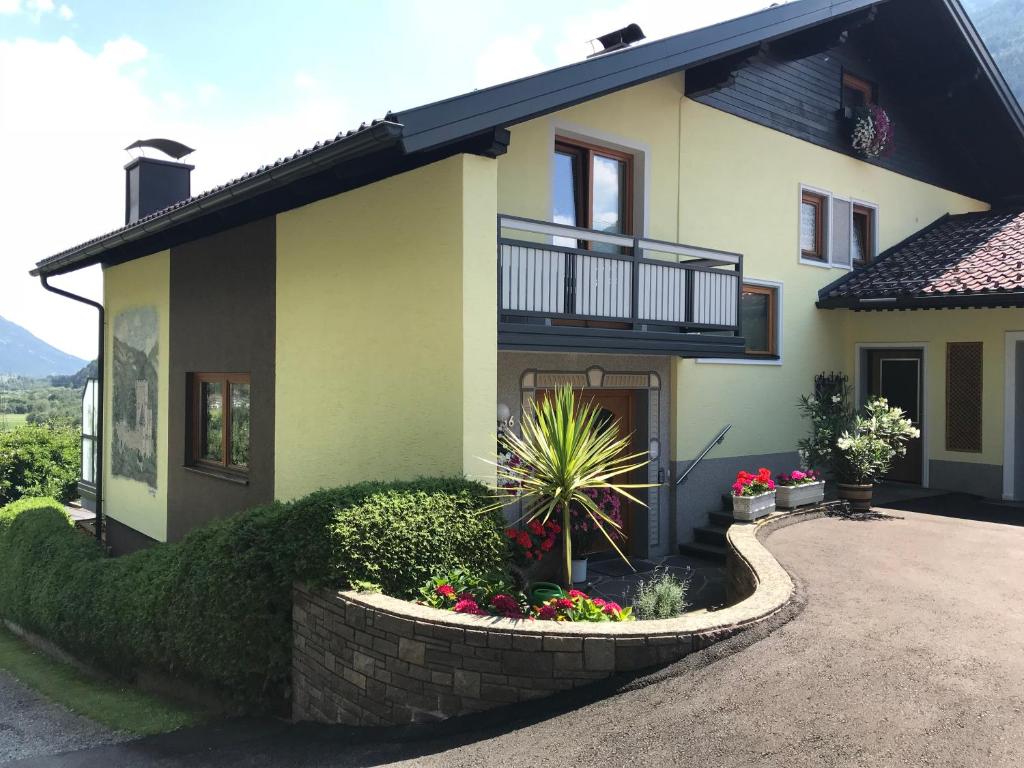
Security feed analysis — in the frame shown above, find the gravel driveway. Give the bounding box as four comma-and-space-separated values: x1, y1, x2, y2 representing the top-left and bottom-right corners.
0, 669, 123, 764
13, 502, 1024, 767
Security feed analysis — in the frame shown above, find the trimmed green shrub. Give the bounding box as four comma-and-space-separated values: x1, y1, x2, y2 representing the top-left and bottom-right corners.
0, 477, 500, 710
0, 424, 80, 505
631, 569, 689, 620
330, 490, 507, 598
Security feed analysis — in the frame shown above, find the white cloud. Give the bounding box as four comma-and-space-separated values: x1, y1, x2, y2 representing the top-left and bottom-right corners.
293, 71, 317, 91
474, 26, 546, 89
57, 3, 71, 20
26, 0, 53, 12
0, 35, 351, 360
0, 0, 21, 14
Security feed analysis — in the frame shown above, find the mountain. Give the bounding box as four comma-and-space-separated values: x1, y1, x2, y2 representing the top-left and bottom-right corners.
963, 0, 1024, 107
0, 316, 87, 377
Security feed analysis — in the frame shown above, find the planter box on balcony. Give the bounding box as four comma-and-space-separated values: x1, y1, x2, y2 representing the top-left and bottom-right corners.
731, 490, 776, 522
776, 481, 825, 510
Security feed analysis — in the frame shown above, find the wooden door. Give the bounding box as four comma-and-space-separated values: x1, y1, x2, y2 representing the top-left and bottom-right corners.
868, 350, 923, 484
536, 388, 636, 551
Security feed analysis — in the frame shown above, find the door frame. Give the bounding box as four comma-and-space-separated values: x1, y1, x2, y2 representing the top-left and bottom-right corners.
855, 342, 930, 487
1001, 331, 1024, 500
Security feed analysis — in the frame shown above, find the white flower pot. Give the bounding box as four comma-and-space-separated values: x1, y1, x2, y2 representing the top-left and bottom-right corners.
571, 558, 588, 584
731, 490, 776, 521
776, 481, 825, 510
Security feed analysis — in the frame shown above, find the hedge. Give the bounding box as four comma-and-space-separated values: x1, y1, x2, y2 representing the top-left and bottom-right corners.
0, 478, 504, 710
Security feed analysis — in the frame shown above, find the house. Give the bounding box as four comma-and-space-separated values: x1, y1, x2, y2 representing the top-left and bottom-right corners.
31, 0, 1024, 557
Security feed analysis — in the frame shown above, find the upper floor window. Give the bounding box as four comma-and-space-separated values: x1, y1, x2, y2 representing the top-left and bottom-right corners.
842, 72, 875, 108
852, 203, 876, 266
189, 372, 250, 474
554, 137, 633, 251
800, 189, 827, 261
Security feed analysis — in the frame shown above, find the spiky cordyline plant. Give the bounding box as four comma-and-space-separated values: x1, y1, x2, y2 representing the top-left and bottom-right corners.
491, 385, 653, 585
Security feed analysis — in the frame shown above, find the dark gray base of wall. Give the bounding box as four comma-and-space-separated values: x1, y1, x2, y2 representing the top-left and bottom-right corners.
673, 452, 800, 542
105, 516, 157, 556
928, 460, 1003, 499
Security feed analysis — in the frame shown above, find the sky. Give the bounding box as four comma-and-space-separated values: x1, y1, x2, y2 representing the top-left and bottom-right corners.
0, 0, 772, 360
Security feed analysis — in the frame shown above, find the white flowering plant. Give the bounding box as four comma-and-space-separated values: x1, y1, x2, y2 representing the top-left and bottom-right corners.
835, 398, 920, 485
850, 105, 894, 159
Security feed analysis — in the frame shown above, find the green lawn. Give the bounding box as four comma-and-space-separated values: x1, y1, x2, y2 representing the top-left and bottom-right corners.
0, 413, 28, 431
0, 627, 203, 735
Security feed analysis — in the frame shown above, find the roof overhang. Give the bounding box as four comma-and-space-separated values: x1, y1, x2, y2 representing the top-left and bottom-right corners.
817, 292, 1024, 310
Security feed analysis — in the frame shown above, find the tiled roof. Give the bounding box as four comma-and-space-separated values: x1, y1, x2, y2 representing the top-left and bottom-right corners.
31, 117, 399, 274
818, 208, 1024, 308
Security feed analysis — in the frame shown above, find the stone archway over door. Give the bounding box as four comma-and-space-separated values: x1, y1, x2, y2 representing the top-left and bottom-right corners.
521, 366, 662, 557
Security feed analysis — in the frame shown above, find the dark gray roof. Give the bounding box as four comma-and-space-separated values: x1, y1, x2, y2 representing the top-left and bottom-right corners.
32, 0, 1024, 277
818, 208, 1024, 309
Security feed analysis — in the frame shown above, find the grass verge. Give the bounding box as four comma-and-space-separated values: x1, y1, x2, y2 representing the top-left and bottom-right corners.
0, 627, 202, 735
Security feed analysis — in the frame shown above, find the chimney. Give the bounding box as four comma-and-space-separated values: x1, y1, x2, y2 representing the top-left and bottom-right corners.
123, 138, 195, 224
586, 23, 645, 58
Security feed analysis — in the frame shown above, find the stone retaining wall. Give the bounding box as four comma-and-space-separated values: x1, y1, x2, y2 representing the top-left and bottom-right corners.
292, 505, 829, 726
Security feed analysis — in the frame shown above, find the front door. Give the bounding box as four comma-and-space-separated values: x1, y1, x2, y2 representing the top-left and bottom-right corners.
867, 349, 923, 484
536, 388, 636, 551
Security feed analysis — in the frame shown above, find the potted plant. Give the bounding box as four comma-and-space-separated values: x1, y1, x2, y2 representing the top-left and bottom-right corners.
849, 104, 894, 159
492, 385, 653, 586
833, 397, 919, 511
775, 469, 825, 509
568, 488, 624, 583
730, 468, 776, 521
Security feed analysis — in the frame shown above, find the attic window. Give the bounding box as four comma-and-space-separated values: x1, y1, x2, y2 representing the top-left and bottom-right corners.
842, 72, 875, 108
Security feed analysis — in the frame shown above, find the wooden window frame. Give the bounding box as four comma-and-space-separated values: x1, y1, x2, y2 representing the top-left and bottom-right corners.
801, 190, 827, 261
554, 136, 635, 238
852, 203, 875, 266
741, 283, 777, 357
842, 71, 876, 107
188, 372, 251, 474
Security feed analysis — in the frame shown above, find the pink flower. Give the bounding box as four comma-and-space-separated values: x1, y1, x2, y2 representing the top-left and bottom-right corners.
602, 602, 622, 615
435, 584, 455, 598
567, 589, 587, 598
556, 598, 574, 610
490, 594, 519, 614
791, 470, 806, 481
592, 598, 607, 608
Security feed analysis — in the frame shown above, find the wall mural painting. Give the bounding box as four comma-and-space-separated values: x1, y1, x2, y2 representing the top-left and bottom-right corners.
112, 307, 159, 487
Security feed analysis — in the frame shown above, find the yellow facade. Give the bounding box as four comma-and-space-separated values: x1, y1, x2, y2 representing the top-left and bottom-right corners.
839, 309, 1023, 470
495, 75, 989, 462
102, 250, 170, 542
274, 154, 497, 501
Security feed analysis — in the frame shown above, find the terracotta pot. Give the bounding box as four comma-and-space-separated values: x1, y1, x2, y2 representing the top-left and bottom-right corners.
837, 482, 873, 512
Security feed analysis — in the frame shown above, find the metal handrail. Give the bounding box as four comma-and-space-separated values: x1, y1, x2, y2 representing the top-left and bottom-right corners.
676, 424, 732, 486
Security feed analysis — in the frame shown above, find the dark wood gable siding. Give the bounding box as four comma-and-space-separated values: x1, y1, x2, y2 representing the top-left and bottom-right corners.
686, 9, 985, 199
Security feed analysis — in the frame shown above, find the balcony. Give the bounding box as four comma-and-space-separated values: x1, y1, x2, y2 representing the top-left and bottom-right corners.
497, 216, 746, 357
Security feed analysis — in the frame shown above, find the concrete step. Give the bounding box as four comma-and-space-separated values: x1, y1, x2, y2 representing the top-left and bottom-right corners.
678, 541, 728, 563
694, 525, 729, 546
708, 510, 735, 528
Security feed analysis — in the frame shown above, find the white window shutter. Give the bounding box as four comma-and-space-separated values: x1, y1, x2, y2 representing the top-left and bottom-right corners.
831, 197, 852, 267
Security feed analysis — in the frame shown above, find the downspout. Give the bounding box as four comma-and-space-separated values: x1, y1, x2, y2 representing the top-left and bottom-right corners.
38, 275, 103, 543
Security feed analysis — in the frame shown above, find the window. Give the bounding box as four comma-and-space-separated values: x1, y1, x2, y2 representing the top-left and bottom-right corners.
851, 203, 875, 266
842, 72, 875, 108
740, 284, 777, 356
554, 137, 633, 251
946, 343, 983, 452
189, 373, 250, 473
800, 190, 827, 261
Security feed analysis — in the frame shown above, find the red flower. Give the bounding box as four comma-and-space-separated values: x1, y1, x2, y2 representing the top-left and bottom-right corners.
556, 598, 573, 609
592, 598, 607, 608
602, 601, 622, 615
547, 522, 561, 534
528, 519, 544, 536
540, 538, 554, 551
568, 589, 587, 598
504, 528, 517, 539
536, 604, 556, 620
454, 598, 484, 615
435, 584, 455, 598
490, 594, 519, 614
516, 532, 531, 548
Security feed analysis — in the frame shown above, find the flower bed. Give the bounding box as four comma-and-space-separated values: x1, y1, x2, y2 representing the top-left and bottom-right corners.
292, 503, 831, 727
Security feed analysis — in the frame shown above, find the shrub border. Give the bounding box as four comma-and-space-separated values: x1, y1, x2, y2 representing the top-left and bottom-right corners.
292, 503, 833, 725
